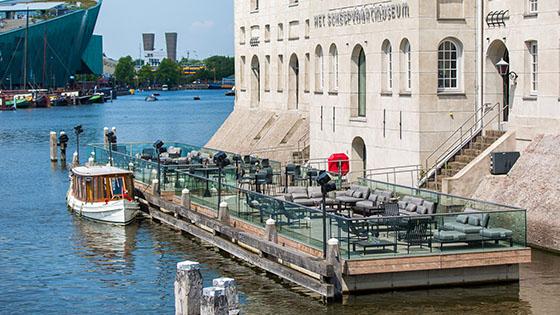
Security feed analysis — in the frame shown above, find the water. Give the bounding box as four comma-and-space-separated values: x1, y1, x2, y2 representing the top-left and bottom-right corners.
1, 89, 559, 314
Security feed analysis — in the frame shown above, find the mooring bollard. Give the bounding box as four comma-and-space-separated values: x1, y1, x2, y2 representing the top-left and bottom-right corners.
103, 127, 109, 149
182, 189, 191, 209
151, 169, 158, 182
49, 131, 58, 162
212, 278, 239, 313
152, 179, 159, 195
217, 202, 230, 225
58, 131, 69, 161
128, 162, 134, 171
326, 238, 343, 300
72, 152, 79, 167
200, 287, 228, 315
175, 261, 203, 315
264, 218, 278, 244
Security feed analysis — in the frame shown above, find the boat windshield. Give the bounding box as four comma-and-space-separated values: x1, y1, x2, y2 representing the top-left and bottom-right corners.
110, 177, 125, 198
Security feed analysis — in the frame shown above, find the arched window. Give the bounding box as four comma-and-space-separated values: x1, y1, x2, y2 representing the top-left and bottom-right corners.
400, 39, 411, 92
438, 40, 460, 90
329, 44, 339, 91
358, 48, 366, 116
315, 45, 324, 91
383, 41, 393, 91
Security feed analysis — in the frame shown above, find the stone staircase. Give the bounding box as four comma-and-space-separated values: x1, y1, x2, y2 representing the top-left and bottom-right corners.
425, 130, 505, 191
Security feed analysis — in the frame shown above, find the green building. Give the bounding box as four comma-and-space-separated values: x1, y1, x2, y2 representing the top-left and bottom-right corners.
0, 1, 103, 89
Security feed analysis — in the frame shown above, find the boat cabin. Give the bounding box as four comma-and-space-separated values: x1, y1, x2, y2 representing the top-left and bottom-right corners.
71, 166, 135, 203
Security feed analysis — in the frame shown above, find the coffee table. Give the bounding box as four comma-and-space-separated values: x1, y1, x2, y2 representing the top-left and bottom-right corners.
353, 238, 397, 254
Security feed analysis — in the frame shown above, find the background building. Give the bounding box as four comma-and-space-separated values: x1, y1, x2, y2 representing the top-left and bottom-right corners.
141, 32, 178, 68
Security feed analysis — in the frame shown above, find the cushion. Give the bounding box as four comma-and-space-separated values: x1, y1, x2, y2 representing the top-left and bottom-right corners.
357, 186, 370, 199
402, 196, 413, 203
307, 186, 322, 198
416, 205, 428, 215
468, 215, 480, 226
454, 224, 483, 234
422, 201, 435, 214
397, 201, 408, 209
352, 190, 363, 198
434, 231, 467, 241
481, 213, 490, 228
456, 215, 469, 224
408, 197, 424, 206
292, 192, 309, 200
480, 228, 513, 238
368, 194, 378, 202
345, 189, 354, 196
288, 186, 308, 194
294, 199, 315, 206
405, 203, 417, 212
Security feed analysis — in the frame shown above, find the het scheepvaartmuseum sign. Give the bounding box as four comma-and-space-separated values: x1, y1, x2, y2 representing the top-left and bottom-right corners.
314, 1, 410, 28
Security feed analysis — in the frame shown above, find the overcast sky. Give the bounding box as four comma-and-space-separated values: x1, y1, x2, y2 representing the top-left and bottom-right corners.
94, 0, 234, 60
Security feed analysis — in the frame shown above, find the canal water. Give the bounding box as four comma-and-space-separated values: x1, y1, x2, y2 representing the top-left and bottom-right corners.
0, 89, 558, 314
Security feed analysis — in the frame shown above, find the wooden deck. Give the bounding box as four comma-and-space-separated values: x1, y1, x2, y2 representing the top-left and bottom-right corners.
135, 182, 531, 298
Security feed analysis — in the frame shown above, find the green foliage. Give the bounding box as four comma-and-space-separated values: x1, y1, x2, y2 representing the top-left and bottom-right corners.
189, 55, 234, 82
179, 58, 203, 66
75, 74, 100, 82
137, 64, 154, 86
156, 58, 182, 86
114, 56, 136, 86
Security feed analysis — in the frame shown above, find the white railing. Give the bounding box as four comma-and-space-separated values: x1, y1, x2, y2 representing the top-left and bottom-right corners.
419, 102, 507, 189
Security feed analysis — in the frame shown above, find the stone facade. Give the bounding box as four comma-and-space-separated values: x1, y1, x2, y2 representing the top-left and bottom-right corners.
232, 0, 560, 178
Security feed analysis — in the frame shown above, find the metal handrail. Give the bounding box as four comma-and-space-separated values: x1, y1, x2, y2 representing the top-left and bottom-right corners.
419, 102, 507, 188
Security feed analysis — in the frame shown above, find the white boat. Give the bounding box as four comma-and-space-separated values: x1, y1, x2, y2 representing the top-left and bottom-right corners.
67, 166, 140, 225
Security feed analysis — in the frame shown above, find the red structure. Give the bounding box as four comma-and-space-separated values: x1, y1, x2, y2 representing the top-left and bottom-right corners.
328, 153, 349, 176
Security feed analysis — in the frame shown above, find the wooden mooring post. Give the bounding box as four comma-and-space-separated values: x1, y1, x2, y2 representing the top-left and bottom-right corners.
201, 287, 228, 315
49, 131, 57, 162
175, 261, 203, 315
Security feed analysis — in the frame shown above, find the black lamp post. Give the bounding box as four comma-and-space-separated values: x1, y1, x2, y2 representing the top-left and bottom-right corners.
153, 140, 164, 195
496, 58, 518, 122
106, 131, 117, 166
74, 124, 83, 164
316, 172, 337, 258
213, 151, 231, 207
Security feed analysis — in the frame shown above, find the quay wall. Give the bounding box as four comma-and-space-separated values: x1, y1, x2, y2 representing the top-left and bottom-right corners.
471, 134, 560, 253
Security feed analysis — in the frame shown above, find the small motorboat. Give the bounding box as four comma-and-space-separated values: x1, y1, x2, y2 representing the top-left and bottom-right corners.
88, 93, 104, 104
193, 96, 200, 100
145, 95, 158, 102
152, 92, 160, 96
225, 87, 235, 96
67, 165, 140, 225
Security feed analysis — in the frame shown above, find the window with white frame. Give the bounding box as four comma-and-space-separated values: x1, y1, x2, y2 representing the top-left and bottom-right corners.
240, 27, 246, 45
329, 44, 339, 91
404, 41, 411, 91
529, 0, 538, 13
315, 45, 324, 91
530, 41, 538, 94
264, 24, 270, 42
277, 54, 284, 91
438, 40, 460, 90
277, 23, 284, 41
304, 53, 310, 92
240, 56, 246, 89
251, 0, 259, 11
265, 55, 270, 91
385, 42, 393, 91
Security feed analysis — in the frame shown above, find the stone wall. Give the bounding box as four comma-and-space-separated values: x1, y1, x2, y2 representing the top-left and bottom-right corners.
471, 134, 560, 252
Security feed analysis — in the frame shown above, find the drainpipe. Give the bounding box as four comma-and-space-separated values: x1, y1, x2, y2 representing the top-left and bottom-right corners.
477, 0, 484, 130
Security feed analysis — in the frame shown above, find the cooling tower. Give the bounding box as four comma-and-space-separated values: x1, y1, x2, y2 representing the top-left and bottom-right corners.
165, 32, 177, 61
142, 33, 155, 51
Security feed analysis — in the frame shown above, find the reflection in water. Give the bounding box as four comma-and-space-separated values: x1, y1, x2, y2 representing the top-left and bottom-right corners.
72, 218, 138, 286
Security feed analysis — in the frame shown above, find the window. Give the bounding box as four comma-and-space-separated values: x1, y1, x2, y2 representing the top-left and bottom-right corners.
265, 55, 270, 91
329, 44, 339, 91
529, 0, 538, 13
383, 41, 393, 91
277, 23, 284, 41
400, 40, 412, 92
264, 24, 270, 42
240, 56, 246, 89
358, 49, 366, 116
530, 42, 538, 94
315, 45, 324, 91
277, 54, 284, 91
240, 27, 246, 45
438, 40, 460, 90
305, 19, 310, 38
304, 53, 310, 92
251, 0, 259, 11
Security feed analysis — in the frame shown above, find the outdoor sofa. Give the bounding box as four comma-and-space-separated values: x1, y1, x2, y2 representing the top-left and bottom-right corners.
284, 186, 336, 207
397, 196, 437, 216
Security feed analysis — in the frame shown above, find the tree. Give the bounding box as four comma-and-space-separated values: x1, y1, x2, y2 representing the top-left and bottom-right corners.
114, 56, 135, 86
156, 58, 182, 86
137, 64, 154, 87
203, 56, 234, 80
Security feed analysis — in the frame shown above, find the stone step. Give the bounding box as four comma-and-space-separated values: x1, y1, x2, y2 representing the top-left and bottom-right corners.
455, 155, 474, 163
463, 148, 482, 156
485, 130, 506, 138
481, 136, 500, 144
440, 168, 458, 177
425, 181, 440, 191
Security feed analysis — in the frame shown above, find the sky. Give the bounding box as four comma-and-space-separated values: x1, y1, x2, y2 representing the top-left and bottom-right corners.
93, 0, 234, 61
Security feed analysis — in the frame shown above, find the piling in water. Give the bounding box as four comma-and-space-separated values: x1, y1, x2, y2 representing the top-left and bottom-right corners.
201, 287, 228, 315
49, 132, 57, 162
175, 261, 203, 315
